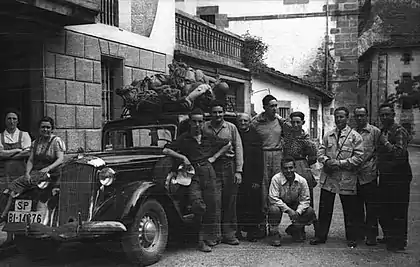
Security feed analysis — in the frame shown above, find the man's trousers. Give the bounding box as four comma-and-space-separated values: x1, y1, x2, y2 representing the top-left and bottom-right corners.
315, 189, 360, 242
189, 161, 220, 242
268, 205, 317, 234
379, 180, 410, 248
356, 179, 380, 240
213, 159, 238, 240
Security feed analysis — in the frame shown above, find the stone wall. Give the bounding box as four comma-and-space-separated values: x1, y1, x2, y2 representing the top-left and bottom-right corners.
42, 29, 170, 153
319, 0, 359, 130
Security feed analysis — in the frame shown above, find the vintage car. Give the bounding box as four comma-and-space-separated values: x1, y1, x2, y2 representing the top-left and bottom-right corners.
3, 112, 238, 266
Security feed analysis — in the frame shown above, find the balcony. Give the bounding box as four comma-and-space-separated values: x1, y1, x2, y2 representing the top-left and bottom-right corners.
175, 9, 246, 69
0, 0, 100, 30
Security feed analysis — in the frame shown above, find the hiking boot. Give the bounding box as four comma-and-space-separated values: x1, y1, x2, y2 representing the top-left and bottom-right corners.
294, 227, 306, 242
365, 236, 377, 246
222, 237, 240, 245
377, 237, 387, 244
205, 240, 219, 247
246, 231, 258, 242
310, 237, 326, 245
198, 241, 212, 252
270, 234, 282, 247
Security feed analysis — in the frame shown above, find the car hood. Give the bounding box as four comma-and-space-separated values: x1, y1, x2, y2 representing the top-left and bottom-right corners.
99, 154, 166, 165
66, 152, 166, 168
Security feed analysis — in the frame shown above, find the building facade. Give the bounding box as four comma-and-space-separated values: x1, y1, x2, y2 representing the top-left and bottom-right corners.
251, 67, 334, 143
176, 0, 360, 133
358, 0, 420, 144
0, 0, 175, 153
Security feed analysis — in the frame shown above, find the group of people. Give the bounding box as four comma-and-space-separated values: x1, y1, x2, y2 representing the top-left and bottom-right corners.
0, 95, 412, 254
164, 94, 413, 253
0, 109, 66, 247
310, 103, 412, 252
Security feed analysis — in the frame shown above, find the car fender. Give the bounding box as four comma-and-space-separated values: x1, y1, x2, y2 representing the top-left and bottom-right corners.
119, 180, 181, 226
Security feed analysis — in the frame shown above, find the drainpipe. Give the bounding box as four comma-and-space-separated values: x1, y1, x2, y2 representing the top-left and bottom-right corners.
322, 0, 329, 138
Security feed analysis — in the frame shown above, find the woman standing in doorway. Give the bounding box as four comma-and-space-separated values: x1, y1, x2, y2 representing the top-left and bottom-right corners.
0, 108, 31, 247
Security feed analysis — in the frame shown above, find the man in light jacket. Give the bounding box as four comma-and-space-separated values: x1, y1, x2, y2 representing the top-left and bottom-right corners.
310, 107, 364, 248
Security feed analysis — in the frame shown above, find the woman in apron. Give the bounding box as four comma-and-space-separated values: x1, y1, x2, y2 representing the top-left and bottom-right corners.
0, 116, 65, 221
0, 109, 31, 247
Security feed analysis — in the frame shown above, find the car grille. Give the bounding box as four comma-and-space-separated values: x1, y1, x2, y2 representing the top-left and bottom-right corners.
59, 162, 96, 225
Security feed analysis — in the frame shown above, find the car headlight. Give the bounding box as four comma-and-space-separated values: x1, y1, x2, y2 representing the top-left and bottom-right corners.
98, 167, 116, 186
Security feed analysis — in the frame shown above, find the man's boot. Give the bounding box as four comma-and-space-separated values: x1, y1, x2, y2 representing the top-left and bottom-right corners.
270, 233, 282, 247
366, 234, 377, 246
197, 233, 211, 252
198, 241, 212, 252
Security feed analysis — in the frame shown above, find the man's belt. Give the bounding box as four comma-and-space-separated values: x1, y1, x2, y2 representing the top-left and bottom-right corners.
218, 156, 234, 161
192, 161, 211, 167
262, 148, 283, 151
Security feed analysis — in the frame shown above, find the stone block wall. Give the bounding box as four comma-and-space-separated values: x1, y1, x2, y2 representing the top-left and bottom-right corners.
42, 29, 169, 153
326, 0, 359, 113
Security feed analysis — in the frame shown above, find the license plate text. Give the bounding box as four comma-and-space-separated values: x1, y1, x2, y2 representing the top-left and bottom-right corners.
14, 200, 32, 212
8, 211, 43, 224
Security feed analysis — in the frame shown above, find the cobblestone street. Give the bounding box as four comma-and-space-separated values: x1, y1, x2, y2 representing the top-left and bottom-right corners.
0, 147, 419, 267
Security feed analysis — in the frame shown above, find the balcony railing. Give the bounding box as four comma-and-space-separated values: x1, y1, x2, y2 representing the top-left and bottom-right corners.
99, 0, 119, 26
176, 10, 243, 62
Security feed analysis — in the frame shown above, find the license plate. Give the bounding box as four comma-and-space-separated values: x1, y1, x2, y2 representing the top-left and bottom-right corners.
8, 199, 44, 223
14, 200, 32, 212
8, 211, 44, 223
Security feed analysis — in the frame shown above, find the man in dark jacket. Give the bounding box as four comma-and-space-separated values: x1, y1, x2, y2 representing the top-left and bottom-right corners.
236, 113, 264, 241
163, 108, 231, 252
377, 103, 412, 251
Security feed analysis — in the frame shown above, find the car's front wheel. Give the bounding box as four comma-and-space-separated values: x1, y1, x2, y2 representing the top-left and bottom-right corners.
122, 199, 168, 266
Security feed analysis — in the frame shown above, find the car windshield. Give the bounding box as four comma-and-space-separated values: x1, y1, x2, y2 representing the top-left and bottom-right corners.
104, 124, 176, 150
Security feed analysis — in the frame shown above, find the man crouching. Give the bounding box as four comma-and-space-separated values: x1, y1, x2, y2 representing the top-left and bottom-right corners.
268, 156, 317, 246
163, 108, 231, 252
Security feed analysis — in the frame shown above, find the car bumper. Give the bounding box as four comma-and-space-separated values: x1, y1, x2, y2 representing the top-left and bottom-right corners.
3, 221, 127, 241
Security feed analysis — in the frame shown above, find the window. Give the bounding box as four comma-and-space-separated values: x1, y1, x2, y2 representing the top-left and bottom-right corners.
99, 0, 119, 26
278, 108, 290, 119
310, 109, 318, 139
105, 125, 177, 150
401, 50, 413, 65
200, 15, 216, 24
101, 60, 113, 123
101, 57, 123, 123
225, 95, 237, 112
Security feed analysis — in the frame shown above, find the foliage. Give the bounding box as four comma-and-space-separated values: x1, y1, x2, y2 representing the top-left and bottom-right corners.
303, 37, 335, 89
241, 31, 269, 72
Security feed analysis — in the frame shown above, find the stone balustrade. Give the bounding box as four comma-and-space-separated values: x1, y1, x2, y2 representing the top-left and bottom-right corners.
176, 10, 244, 62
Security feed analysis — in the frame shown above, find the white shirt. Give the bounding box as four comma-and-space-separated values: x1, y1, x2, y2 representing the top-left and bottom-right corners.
269, 172, 310, 215
0, 129, 32, 151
